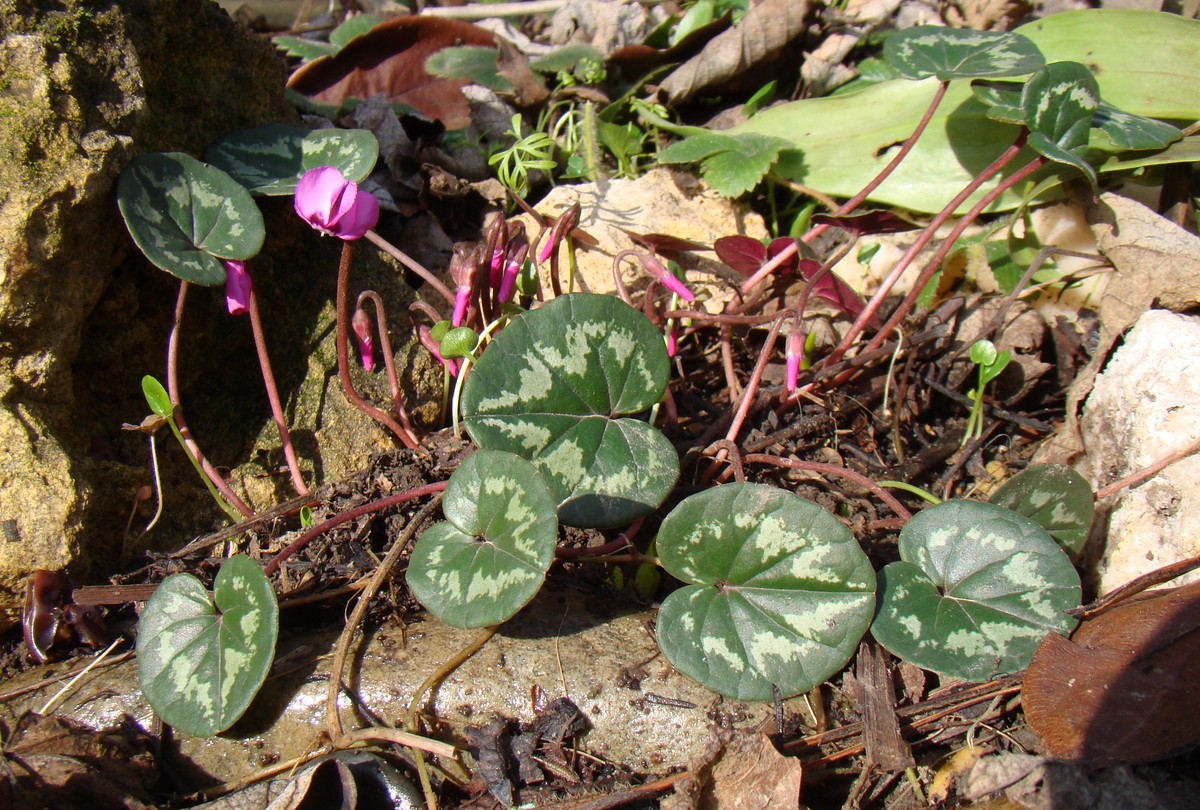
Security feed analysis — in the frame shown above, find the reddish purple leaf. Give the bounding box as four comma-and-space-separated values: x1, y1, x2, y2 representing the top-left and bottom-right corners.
621, 230, 709, 255
796, 258, 879, 328
812, 210, 922, 236
714, 235, 767, 276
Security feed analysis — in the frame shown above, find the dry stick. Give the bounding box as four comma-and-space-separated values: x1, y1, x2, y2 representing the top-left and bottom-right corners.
335, 242, 421, 450
363, 229, 456, 306
742, 454, 912, 520
825, 132, 1031, 367
327, 496, 443, 740
247, 280, 308, 495
356, 290, 420, 443
264, 480, 446, 576
334, 726, 457, 760
166, 281, 254, 517
739, 81, 952, 295
1094, 433, 1200, 501
1070, 552, 1200, 621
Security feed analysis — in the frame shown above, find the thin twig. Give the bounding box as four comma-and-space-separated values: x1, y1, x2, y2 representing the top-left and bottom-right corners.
364, 229, 456, 305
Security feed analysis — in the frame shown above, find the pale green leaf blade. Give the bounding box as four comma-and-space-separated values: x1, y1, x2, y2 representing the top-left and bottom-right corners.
136, 554, 278, 736
884, 26, 1044, 81
988, 464, 1094, 556
405, 451, 557, 628
872, 500, 1080, 681
656, 483, 876, 700
425, 46, 513, 92
1092, 101, 1182, 151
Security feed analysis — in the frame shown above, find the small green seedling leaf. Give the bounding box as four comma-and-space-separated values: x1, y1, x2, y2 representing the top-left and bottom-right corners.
462, 294, 679, 528
1023, 61, 1100, 187
137, 554, 278, 736
656, 483, 876, 701
989, 464, 1094, 556
406, 451, 557, 628
872, 500, 1080, 682
425, 46, 513, 92
970, 339, 1011, 386
206, 126, 379, 195
884, 26, 1044, 81
117, 152, 265, 285
440, 326, 479, 360
658, 132, 791, 197
142, 375, 174, 418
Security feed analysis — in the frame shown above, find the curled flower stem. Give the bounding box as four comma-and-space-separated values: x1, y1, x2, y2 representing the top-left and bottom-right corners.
363, 229, 456, 305
335, 243, 421, 450
356, 290, 418, 441
247, 280, 308, 495
166, 282, 254, 518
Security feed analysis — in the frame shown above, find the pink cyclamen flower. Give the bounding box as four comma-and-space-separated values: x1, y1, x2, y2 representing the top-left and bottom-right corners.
294, 167, 379, 240
351, 306, 375, 372
643, 254, 695, 302
224, 260, 251, 316
785, 329, 803, 393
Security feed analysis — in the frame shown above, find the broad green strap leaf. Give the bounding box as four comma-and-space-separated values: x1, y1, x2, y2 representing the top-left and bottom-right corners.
406, 451, 557, 628
884, 26, 1044, 81
117, 152, 265, 285
656, 483, 876, 701
137, 554, 278, 736
462, 294, 679, 528
872, 500, 1080, 682
733, 10, 1200, 212
988, 464, 1094, 556
206, 126, 379, 195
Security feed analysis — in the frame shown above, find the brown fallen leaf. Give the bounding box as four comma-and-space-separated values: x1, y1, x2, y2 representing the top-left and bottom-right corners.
286, 17, 496, 130
1023, 580, 1200, 766
657, 0, 813, 104
665, 731, 802, 809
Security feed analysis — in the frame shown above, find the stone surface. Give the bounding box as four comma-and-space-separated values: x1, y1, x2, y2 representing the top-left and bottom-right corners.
514, 167, 768, 313
0, 588, 808, 786
1079, 310, 1200, 595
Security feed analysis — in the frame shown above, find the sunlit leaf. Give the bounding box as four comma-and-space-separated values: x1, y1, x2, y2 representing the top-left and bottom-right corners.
656, 483, 876, 701
206, 126, 379, 195
884, 26, 1044, 81
461, 294, 678, 528
872, 500, 1080, 681
406, 451, 557, 628
137, 555, 278, 736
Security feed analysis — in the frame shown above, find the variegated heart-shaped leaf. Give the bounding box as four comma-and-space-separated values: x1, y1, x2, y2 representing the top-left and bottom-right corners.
137, 554, 278, 736
461, 294, 678, 528
989, 464, 1094, 556
872, 500, 1080, 682
117, 152, 265, 285
655, 483, 876, 701
884, 26, 1044, 81
1092, 101, 1182, 151
406, 451, 557, 628
206, 125, 378, 195
1022, 61, 1100, 187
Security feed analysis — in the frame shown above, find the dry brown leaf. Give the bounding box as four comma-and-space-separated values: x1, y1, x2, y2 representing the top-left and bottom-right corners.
706, 732, 803, 809
1023, 580, 1200, 766
658, 0, 814, 104
286, 17, 496, 130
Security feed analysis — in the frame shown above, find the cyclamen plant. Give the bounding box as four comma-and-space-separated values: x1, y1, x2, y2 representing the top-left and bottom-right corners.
99, 22, 1175, 741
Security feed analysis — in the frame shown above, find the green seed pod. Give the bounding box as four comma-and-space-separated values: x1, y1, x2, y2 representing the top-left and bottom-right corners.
440, 326, 479, 359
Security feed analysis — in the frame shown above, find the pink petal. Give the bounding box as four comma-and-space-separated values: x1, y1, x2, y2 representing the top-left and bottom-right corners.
294, 167, 349, 232
352, 307, 375, 372
337, 186, 378, 240
785, 330, 803, 392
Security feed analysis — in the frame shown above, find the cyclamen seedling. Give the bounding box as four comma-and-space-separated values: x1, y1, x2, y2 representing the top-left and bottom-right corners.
964, 339, 1011, 444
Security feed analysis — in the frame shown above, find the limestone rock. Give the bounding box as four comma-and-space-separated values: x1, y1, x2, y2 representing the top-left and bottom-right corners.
1079, 310, 1200, 595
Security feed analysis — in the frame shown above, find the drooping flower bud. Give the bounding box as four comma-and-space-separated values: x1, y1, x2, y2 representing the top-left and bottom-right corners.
642, 253, 695, 302
352, 306, 375, 372
224, 259, 251, 316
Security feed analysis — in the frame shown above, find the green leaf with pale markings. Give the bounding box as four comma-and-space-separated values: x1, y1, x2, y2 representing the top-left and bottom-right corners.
137, 554, 278, 736
425, 46, 513, 93
461, 294, 679, 528
406, 451, 557, 628
655, 483, 876, 701
971, 79, 1026, 125
884, 26, 1044, 81
117, 152, 265, 285
1023, 61, 1099, 188
872, 500, 1080, 682
989, 464, 1094, 556
1091, 101, 1182, 151
206, 126, 379, 196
